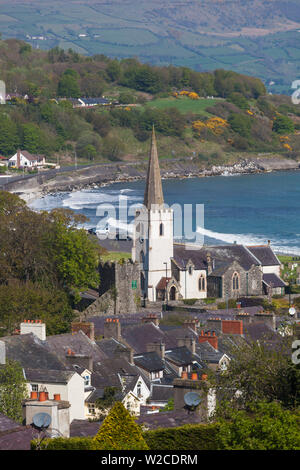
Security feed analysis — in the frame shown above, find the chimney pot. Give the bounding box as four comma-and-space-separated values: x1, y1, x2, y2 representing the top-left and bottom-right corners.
191, 373, 198, 380
181, 371, 188, 379
201, 374, 208, 381
38, 391, 46, 402
54, 394, 61, 401
30, 391, 38, 399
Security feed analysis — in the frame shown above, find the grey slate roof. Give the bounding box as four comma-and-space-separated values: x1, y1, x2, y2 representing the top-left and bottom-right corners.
121, 323, 165, 354
24, 368, 76, 384
134, 351, 165, 372
165, 346, 195, 366
173, 244, 260, 273
263, 273, 286, 288
150, 384, 174, 403
45, 330, 108, 366
70, 419, 101, 437
0, 333, 65, 370
196, 341, 224, 364
247, 245, 280, 266
96, 338, 128, 358
137, 409, 202, 430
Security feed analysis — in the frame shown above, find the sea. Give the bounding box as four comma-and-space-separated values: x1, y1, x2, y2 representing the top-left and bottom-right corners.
29, 170, 300, 255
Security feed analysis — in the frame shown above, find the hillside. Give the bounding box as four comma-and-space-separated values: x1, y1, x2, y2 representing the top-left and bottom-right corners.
0, 1, 300, 93
0, 38, 299, 169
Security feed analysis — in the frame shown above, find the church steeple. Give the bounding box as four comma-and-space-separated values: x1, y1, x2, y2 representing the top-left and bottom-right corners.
143, 125, 164, 210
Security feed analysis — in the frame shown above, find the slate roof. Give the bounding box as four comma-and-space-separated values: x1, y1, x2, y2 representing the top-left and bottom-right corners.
0, 333, 65, 371
247, 245, 280, 266
137, 409, 202, 430
24, 368, 76, 384
263, 273, 286, 288
121, 323, 165, 354
165, 346, 195, 366
150, 384, 174, 403
80, 97, 110, 105
196, 341, 224, 364
70, 419, 101, 438
96, 338, 128, 358
134, 351, 165, 372
173, 244, 260, 273
45, 330, 108, 367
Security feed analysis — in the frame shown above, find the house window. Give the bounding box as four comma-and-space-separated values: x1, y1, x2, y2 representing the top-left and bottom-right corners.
188, 266, 193, 275
232, 272, 240, 290
83, 375, 90, 386
88, 404, 95, 415
198, 274, 206, 291
31, 384, 38, 392
137, 382, 142, 397
159, 223, 164, 236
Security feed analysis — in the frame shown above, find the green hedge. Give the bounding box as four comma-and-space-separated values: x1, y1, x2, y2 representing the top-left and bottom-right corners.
30, 423, 221, 450
143, 423, 221, 450
31, 437, 96, 450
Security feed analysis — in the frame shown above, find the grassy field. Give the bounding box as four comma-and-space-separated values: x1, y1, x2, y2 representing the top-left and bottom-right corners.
144, 97, 218, 115
100, 251, 131, 262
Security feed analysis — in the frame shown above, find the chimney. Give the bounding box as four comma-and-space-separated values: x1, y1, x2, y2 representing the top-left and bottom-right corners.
146, 342, 165, 360
198, 330, 218, 351
23, 395, 71, 438
177, 337, 196, 354
104, 318, 121, 341
221, 320, 243, 335
16, 149, 21, 169
235, 312, 252, 325
71, 322, 95, 341
253, 311, 276, 331
65, 352, 93, 372
114, 345, 135, 366
0, 341, 5, 365
183, 318, 199, 332
20, 320, 46, 341
142, 314, 160, 327
206, 318, 222, 333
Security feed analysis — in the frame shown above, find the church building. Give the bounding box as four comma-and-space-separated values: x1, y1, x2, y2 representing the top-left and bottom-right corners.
131, 128, 286, 302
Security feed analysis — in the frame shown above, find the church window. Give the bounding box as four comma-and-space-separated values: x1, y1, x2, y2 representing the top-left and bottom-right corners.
199, 274, 206, 291
159, 223, 164, 236
232, 272, 240, 290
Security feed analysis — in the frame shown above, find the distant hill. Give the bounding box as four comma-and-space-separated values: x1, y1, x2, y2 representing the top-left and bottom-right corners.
0, 1, 299, 94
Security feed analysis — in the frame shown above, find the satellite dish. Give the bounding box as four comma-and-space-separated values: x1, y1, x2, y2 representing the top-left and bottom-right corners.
184, 392, 202, 410
32, 412, 51, 430
289, 307, 296, 316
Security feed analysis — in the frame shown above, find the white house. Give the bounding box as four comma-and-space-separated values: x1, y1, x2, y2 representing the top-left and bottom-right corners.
9, 150, 46, 169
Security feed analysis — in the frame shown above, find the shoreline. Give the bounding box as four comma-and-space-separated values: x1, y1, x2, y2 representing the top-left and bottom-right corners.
13, 156, 300, 205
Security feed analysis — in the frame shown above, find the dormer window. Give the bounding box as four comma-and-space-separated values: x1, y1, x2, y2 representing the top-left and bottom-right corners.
188, 266, 193, 275
83, 375, 90, 386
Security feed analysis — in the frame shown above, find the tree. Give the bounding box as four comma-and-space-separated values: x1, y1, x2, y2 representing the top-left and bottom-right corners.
214, 336, 295, 409
57, 69, 81, 98
93, 402, 149, 450
0, 360, 28, 423
95, 386, 120, 416
215, 401, 300, 450
273, 114, 295, 135
0, 115, 20, 156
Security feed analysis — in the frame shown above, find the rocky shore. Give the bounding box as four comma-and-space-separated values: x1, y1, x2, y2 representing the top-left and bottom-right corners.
2, 155, 299, 203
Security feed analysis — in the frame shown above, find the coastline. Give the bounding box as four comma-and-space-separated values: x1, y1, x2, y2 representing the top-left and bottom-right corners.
2, 155, 300, 205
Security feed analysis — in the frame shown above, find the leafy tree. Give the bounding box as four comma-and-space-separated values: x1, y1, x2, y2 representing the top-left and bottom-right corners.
93, 402, 149, 450
95, 386, 120, 415
0, 360, 28, 423
21, 123, 46, 154
214, 336, 295, 409
102, 135, 124, 161
228, 112, 252, 138
57, 69, 81, 98
215, 401, 300, 450
0, 115, 20, 155
273, 114, 295, 134
106, 60, 122, 82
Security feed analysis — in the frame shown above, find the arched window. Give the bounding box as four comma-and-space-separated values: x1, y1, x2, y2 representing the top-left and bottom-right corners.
159, 223, 164, 236
232, 272, 240, 290
198, 274, 206, 291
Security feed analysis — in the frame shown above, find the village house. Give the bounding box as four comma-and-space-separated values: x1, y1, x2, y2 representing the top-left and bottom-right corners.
8, 149, 46, 169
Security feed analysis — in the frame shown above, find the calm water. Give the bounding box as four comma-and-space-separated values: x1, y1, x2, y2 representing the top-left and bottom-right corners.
29, 170, 300, 255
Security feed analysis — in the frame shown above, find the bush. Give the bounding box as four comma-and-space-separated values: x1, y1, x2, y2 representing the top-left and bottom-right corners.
143, 423, 221, 450
203, 297, 216, 304
31, 437, 96, 450
93, 402, 149, 450
217, 299, 237, 309
183, 298, 197, 305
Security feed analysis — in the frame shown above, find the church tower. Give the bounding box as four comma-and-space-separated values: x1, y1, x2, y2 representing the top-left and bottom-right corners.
132, 126, 174, 301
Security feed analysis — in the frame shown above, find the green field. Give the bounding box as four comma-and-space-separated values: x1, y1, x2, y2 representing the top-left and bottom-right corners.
144, 97, 218, 115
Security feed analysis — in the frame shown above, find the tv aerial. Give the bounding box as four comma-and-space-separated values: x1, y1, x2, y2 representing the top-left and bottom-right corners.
184, 392, 202, 412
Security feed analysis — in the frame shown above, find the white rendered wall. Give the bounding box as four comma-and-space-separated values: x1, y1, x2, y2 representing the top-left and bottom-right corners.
178, 268, 207, 299
262, 265, 281, 276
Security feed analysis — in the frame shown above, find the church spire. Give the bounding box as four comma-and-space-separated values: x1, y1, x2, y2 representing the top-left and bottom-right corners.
143, 125, 164, 210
